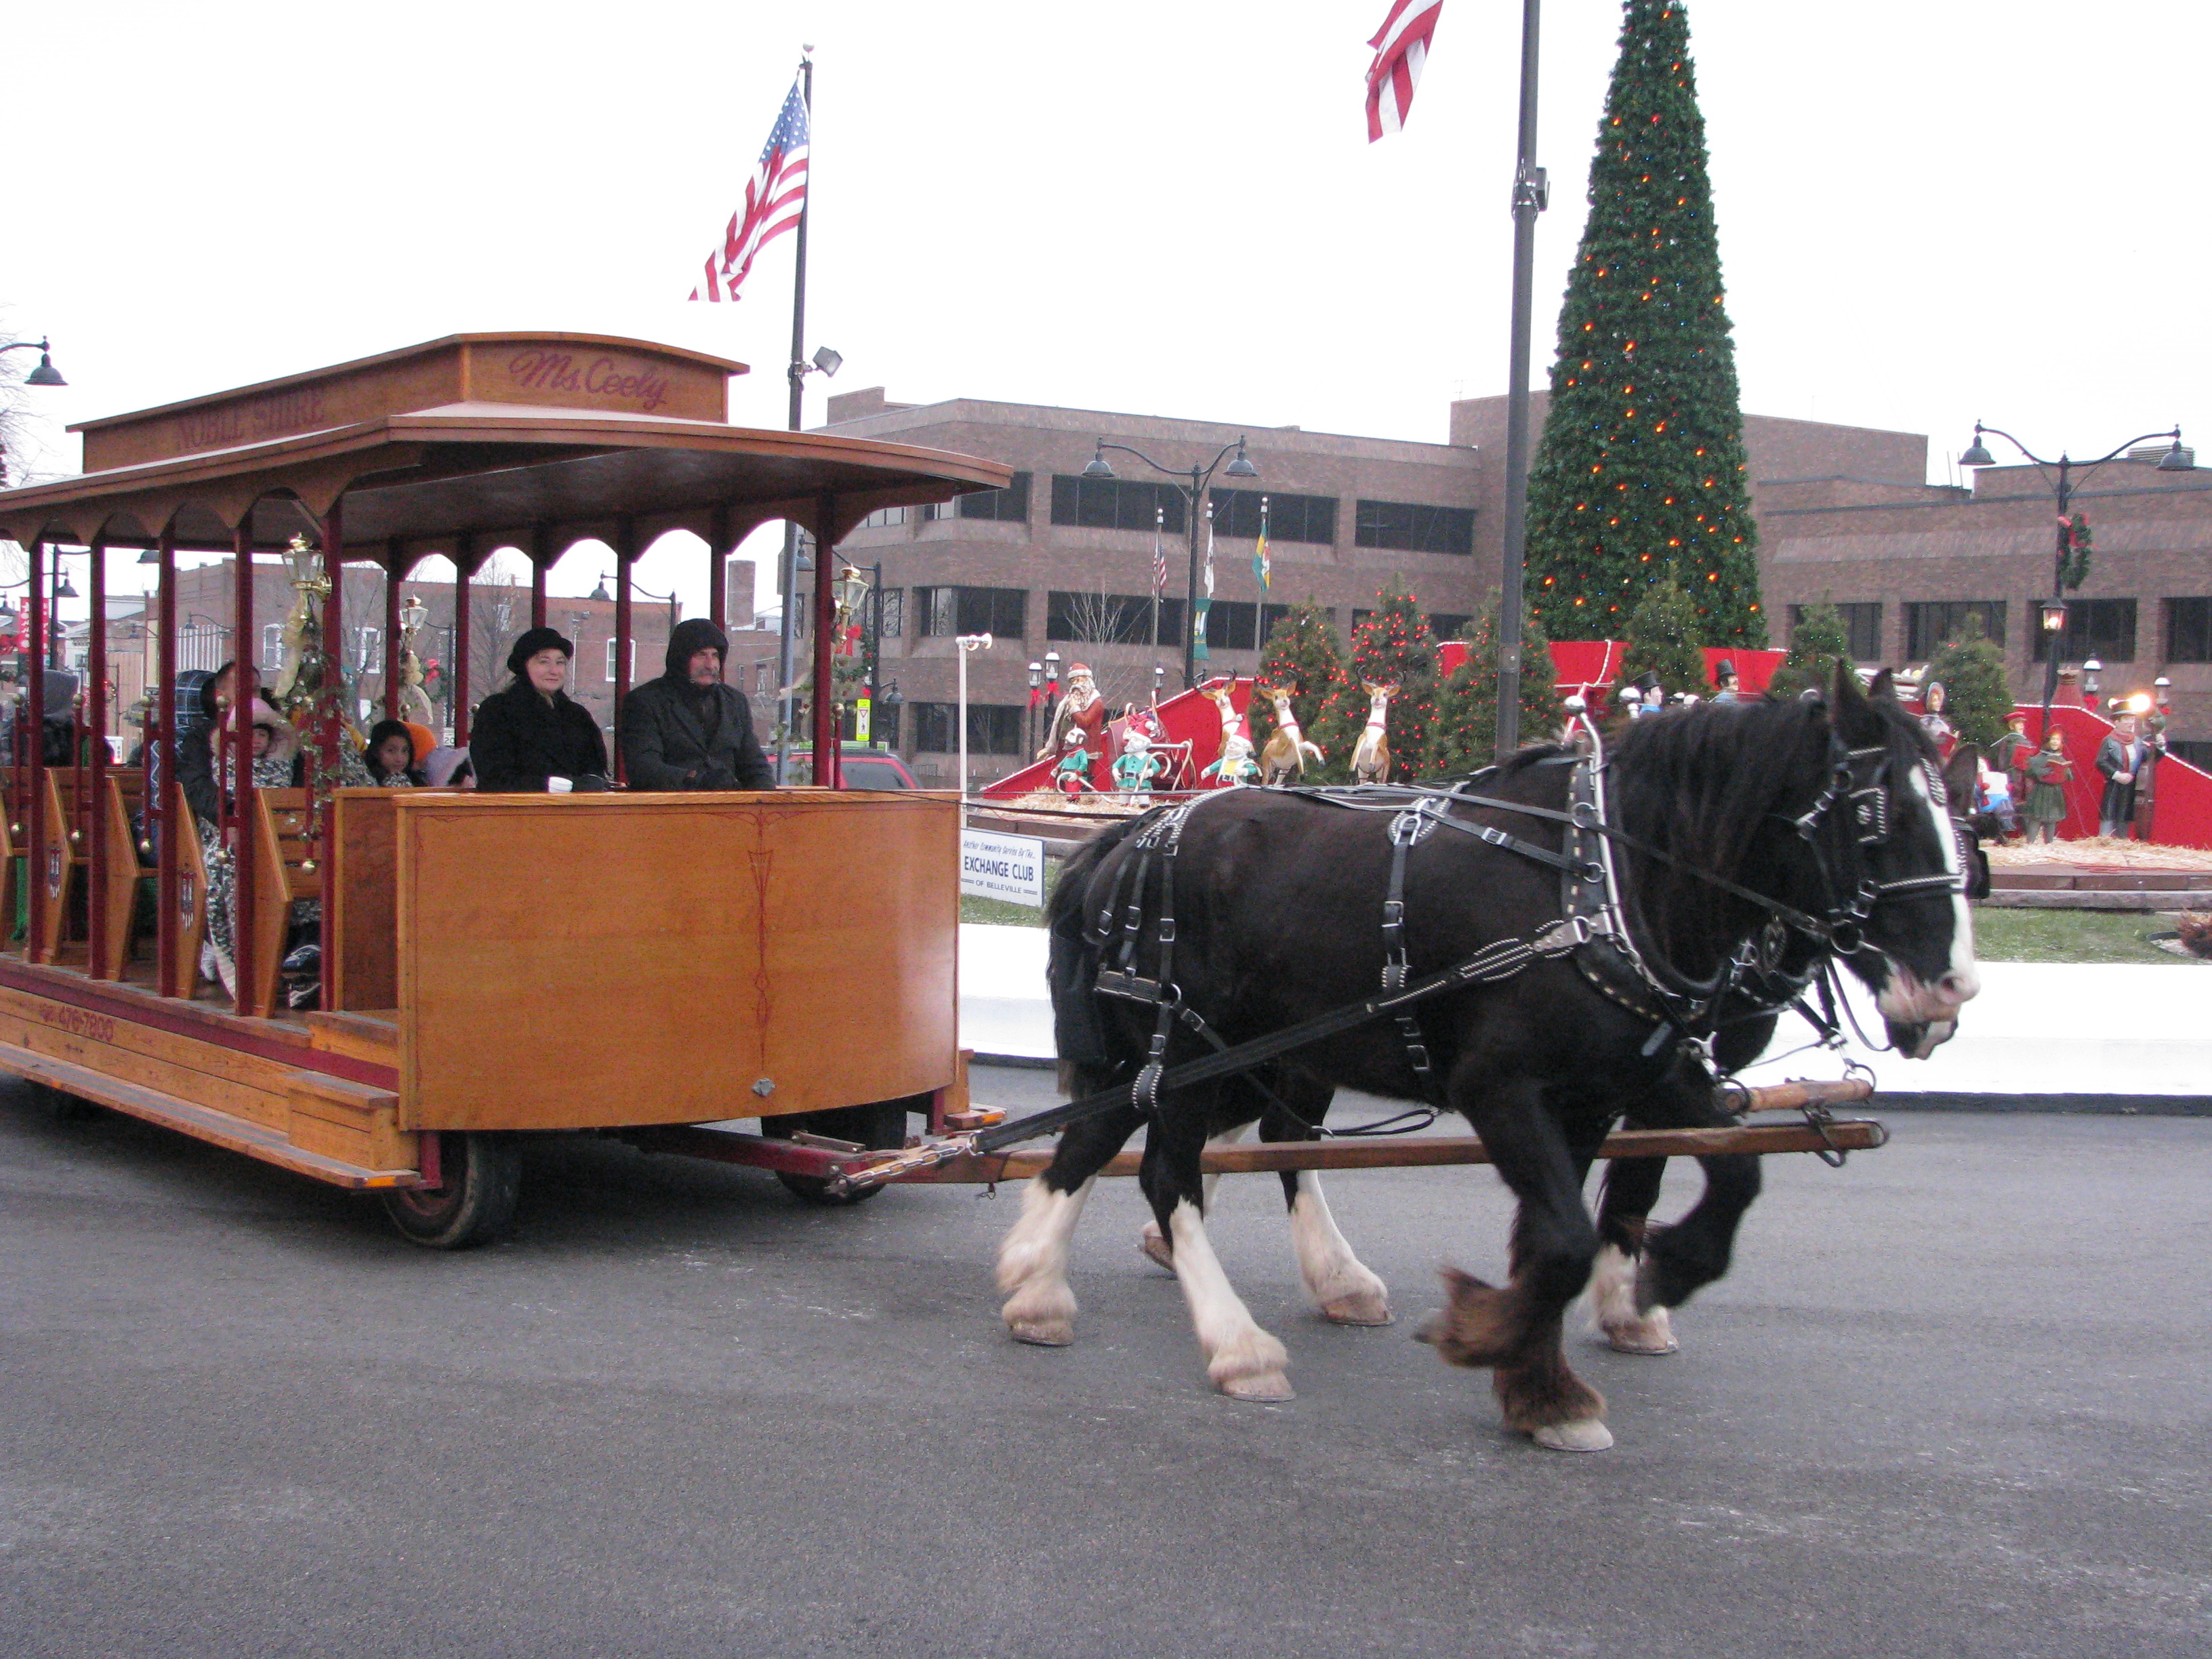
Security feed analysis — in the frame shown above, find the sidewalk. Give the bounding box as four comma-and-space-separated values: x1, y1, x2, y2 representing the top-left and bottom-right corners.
958, 923, 2210, 1106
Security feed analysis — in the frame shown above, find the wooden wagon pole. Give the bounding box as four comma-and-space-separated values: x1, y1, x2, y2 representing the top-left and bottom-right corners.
152, 524, 179, 997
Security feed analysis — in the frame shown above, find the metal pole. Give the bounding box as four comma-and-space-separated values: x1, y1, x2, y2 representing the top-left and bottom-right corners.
774, 50, 816, 785
1494, 0, 1544, 761
1183, 474, 1202, 690
957, 636, 969, 824
867, 559, 882, 743
2038, 459, 2072, 738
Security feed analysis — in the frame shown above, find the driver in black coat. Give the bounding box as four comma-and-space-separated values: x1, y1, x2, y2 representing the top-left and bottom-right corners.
619, 617, 775, 791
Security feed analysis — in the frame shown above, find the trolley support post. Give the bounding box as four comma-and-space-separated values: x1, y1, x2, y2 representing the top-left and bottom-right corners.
809, 490, 840, 787
529, 524, 551, 632
86, 532, 110, 977
382, 539, 404, 721
25, 535, 45, 961
708, 502, 730, 636
451, 532, 474, 747
153, 524, 179, 997
230, 515, 257, 1015
612, 514, 636, 783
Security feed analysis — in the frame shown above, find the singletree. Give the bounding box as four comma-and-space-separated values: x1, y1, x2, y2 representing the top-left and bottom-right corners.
1766, 596, 1851, 700
1618, 577, 1708, 696
1925, 613, 2015, 749
1251, 600, 1353, 783
1523, 0, 1766, 649
1427, 608, 1561, 774
1315, 581, 1442, 780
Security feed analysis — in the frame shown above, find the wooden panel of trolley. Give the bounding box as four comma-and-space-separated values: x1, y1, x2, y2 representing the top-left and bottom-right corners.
0, 788, 958, 1185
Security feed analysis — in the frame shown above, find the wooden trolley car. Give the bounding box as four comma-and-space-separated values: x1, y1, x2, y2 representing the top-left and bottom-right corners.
0, 333, 1008, 1244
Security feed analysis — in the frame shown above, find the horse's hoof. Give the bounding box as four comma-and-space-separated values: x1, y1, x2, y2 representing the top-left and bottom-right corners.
1531, 1418, 1614, 1453
1007, 1317, 1075, 1347
1138, 1226, 1176, 1273
1218, 1370, 1295, 1403
1319, 1289, 1393, 1327
1603, 1325, 1679, 1357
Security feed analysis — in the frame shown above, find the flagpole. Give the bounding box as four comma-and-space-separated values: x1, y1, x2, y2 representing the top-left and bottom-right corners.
1493, 0, 1546, 760
773, 45, 815, 784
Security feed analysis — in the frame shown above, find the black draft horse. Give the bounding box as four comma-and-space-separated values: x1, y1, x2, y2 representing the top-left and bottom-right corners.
996, 669, 1979, 1452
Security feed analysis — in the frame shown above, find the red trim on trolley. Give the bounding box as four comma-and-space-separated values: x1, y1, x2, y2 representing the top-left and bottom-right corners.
0, 959, 398, 1090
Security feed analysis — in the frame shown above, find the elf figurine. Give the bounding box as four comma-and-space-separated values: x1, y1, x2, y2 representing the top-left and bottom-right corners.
1112, 729, 1166, 803
1052, 728, 1095, 798
1200, 732, 1261, 787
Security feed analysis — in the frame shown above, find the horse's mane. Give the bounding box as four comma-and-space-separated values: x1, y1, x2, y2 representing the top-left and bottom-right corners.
1603, 693, 1935, 966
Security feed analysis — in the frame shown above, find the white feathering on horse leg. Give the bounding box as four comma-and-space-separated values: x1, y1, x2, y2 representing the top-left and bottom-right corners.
1586, 1243, 1677, 1355
1289, 1172, 1392, 1326
1167, 1200, 1293, 1400
996, 1177, 1094, 1347
1139, 1124, 1248, 1272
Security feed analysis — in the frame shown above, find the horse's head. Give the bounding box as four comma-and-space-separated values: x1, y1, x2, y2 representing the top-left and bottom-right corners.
1814, 666, 1982, 1057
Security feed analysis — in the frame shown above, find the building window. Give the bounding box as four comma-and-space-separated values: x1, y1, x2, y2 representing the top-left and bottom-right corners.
961, 472, 1031, 523
1050, 474, 1187, 535
2165, 597, 2212, 663
260, 623, 284, 670
2032, 597, 2134, 663
857, 505, 909, 530
1428, 613, 1473, 642
2167, 739, 2212, 771
1903, 600, 2004, 661
877, 589, 903, 639
1790, 602, 1883, 661
916, 586, 1026, 639
871, 704, 900, 751
1354, 499, 1475, 556
910, 702, 1025, 755
1208, 487, 1338, 546
1047, 591, 1186, 645
604, 638, 636, 682
354, 626, 382, 674
1204, 601, 1258, 652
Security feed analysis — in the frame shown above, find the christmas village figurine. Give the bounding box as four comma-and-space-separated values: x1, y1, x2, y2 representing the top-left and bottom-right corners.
1038, 661, 1107, 781
1711, 659, 1740, 704
1112, 727, 1167, 802
1052, 728, 1096, 798
396, 593, 438, 729
1349, 680, 1396, 784
1201, 732, 1261, 787
1258, 684, 1325, 785
1919, 680, 1957, 760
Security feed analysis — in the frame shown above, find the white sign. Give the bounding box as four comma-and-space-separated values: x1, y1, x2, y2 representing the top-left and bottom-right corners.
961, 828, 1046, 907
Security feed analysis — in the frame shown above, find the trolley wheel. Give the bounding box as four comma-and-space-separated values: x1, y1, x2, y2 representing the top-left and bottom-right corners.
762, 1099, 914, 1207
380, 1132, 521, 1248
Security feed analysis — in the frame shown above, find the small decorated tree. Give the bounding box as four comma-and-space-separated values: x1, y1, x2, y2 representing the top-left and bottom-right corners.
1925, 613, 2015, 749
1315, 580, 1442, 780
1250, 600, 1353, 783
1618, 577, 1707, 697
1766, 596, 1851, 700
1426, 607, 1561, 774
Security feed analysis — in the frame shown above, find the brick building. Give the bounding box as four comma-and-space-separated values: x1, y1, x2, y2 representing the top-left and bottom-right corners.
813, 387, 2209, 785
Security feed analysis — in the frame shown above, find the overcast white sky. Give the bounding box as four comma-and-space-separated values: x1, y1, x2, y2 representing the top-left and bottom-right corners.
6, 0, 2206, 617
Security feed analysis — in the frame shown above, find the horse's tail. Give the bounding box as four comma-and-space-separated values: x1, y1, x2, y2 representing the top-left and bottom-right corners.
1046, 812, 1151, 1097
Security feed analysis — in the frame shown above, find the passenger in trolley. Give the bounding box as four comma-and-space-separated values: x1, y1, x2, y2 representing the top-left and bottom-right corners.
470, 627, 611, 793
362, 719, 426, 787
179, 662, 304, 996
618, 617, 775, 791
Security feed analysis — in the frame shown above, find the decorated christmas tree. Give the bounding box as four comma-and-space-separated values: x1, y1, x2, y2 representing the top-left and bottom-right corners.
1251, 600, 1353, 783
1523, 0, 1767, 649
1426, 608, 1561, 774
1925, 613, 2015, 749
1765, 596, 1850, 700
1315, 581, 1442, 780
1618, 577, 1708, 696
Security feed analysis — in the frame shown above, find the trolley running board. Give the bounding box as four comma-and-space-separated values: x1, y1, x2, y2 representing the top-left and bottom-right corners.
0, 1039, 422, 1191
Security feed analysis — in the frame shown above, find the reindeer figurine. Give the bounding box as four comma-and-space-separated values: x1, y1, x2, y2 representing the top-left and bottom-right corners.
1258, 684, 1325, 785
1200, 680, 1240, 763
1349, 680, 1395, 785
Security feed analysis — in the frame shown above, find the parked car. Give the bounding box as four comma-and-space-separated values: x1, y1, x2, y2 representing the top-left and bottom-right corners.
783, 744, 918, 791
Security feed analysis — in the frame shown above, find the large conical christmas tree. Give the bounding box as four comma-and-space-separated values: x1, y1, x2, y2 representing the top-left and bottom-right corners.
1524, 0, 1766, 649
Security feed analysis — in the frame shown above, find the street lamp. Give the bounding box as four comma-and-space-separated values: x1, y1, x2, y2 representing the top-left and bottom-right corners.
1081, 436, 1258, 689
0, 337, 67, 493
2082, 657, 2102, 710
954, 632, 992, 824
1026, 659, 1043, 754
1962, 420, 2192, 734
878, 679, 903, 752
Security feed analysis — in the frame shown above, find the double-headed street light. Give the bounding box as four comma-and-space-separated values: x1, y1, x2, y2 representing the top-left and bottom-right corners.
1082, 436, 1258, 690
1961, 421, 2192, 733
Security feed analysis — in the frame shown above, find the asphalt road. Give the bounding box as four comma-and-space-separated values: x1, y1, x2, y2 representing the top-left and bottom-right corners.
2, 1068, 2207, 1659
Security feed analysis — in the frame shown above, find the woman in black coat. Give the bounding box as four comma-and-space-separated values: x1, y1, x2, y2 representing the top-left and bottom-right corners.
470, 627, 611, 792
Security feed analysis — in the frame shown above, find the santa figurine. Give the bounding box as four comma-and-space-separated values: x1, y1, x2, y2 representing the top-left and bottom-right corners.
1037, 662, 1107, 790
1200, 733, 1261, 787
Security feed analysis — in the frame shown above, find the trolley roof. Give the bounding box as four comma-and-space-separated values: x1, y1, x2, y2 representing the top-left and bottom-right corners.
0, 331, 1011, 558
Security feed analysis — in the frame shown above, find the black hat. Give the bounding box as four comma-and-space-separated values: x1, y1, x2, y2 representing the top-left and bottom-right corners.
1715, 659, 1736, 681
508, 626, 573, 676
665, 616, 731, 680
1632, 671, 1660, 694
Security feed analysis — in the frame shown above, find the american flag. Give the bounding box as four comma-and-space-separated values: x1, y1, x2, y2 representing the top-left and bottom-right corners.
1366, 1, 1443, 142
691, 76, 811, 302
1151, 506, 1168, 595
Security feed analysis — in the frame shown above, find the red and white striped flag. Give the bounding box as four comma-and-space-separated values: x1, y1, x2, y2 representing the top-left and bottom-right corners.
690, 76, 811, 302
1366, 1, 1443, 142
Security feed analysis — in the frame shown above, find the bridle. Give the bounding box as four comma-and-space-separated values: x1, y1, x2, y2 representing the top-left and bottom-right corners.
1774, 732, 1969, 961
